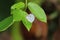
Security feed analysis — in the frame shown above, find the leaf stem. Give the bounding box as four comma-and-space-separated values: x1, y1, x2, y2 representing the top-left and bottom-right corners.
25, 0, 28, 11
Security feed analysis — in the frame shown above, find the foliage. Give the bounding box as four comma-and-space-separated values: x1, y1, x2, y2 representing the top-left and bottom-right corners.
0, 1, 47, 40
0, 2, 47, 32
28, 2, 47, 23
0, 16, 13, 31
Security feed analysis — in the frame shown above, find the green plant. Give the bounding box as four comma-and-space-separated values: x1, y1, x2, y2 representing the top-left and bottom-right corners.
0, 0, 47, 40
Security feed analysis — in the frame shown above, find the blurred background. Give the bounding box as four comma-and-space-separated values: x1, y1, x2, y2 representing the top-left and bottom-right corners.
0, 0, 60, 40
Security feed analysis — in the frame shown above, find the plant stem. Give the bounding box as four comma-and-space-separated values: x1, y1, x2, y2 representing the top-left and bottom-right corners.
11, 0, 28, 40
25, 0, 28, 11
11, 22, 23, 40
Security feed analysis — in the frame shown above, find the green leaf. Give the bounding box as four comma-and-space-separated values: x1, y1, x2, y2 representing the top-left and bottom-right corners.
11, 9, 32, 31
11, 2, 25, 10
49, 11, 58, 20
21, 11, 32, 31
11, 9, 22, 21
0, 16, 14, 32
28, 2, 47, 23
11, 9, 27, 22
